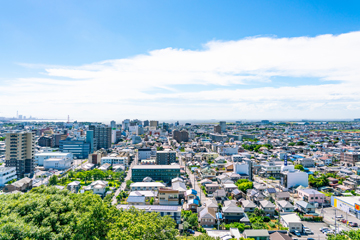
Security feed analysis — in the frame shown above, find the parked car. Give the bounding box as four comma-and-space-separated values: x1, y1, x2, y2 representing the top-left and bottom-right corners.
336, 215, 343, 219
293, 230, 301, 237
349, 222, 358, 227
307, 238, 315, 240
341, 219, 347, 223
187, 229, 195, 234
304, 229, 313, 235
320, 227, 330, 233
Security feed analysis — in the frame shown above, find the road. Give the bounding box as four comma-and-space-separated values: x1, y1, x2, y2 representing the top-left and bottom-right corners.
180, 155, 208, 203
318, 207, 359, 232
111, 158, 136, 205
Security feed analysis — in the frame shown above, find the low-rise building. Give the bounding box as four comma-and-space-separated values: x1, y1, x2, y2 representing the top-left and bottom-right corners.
280, 213, 303, 233
131, 165, 181, 183
0, 167, 17, 186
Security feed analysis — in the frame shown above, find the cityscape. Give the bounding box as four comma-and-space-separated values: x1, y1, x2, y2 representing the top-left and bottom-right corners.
2, 1, 360, 240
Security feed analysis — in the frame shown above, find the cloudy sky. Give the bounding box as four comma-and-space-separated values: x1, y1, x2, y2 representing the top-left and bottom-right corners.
1, 1, 360, 122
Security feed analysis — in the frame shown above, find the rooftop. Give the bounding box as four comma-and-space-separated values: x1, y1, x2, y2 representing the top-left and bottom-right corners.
132, 165, 180, 170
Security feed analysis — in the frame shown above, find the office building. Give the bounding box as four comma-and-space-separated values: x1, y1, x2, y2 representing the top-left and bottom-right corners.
110, 120, 116, 129
340, 152, 360, 166
137, 148, 152, 160
89, 125, 111, 150
44, 158, 72, 170
143, 120, 149, 127
214, 125, 221, 134
86, 130, 94, 153
150, 120, 158, 128
156, 150, 176, 165
101, 156, 128, 167
131, 165, 181, 182
59, 139, 90, 159
173, 129, 189, 143
5, 131, 35, 178
219, 121, 226, 132
122, 119, 130, 131
38, 136, 52, 147
234, 159, 253, 180
0, 167, 17, 186
280, 165, 308, 189
35, 152, 73, 166
132, 135, 142, 144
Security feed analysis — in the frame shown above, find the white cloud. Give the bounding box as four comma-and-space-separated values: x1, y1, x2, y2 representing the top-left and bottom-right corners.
3, 31, 360, 121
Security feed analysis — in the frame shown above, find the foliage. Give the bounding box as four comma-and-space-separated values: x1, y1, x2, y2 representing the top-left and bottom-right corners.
308, 174, 329, 188
157, 146, 164, 151
150, 197, 154, 205
49, 175, 58, 185
0, 186, 179, 240
125, 180, 133, 189
294, 165, 305, 171
0, 136, 5, 141
263, 216, 271, 222
235, 179, 253, 193
328, 229, 360, 240
223, 222, 250, 232
296, 141, 305, 146
178, 234, 218, 240
181, 210, 198, 229
288, 142, 296, 146
242, 143, 273, 152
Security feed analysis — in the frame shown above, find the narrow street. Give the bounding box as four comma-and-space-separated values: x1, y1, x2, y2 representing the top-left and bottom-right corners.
111, 158, 135, 205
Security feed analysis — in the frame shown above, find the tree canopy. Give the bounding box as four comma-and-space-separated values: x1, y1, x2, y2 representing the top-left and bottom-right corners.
0, 186, 178, 240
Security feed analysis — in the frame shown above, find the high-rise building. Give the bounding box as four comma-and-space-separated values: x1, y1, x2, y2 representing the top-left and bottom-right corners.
214, 125, 221, 134
59, 138, 91, 159
122, 119, 130, 131
89, 125, 111, 150
150, 120, 158, 128
143, 120, 149, 127
110, 120, 116, 129
173, 130, 189, 143
156, 151, 176, 165
219, 121, 226, 132
5, 131, 35, 178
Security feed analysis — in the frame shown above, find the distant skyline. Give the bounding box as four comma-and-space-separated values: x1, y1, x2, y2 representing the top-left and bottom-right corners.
1, 1, 360, 121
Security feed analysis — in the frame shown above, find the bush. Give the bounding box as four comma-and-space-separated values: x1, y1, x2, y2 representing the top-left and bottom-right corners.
263, 216, 271, 222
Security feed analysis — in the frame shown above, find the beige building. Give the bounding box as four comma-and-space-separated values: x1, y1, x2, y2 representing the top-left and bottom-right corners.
5, 131, 35, 178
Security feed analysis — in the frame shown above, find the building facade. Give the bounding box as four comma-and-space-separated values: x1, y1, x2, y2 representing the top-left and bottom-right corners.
0, 167, 17, 186
89, 125, 112, 150
131, 165, 181, 182
59, 139, 90, 159
156, 151, 176, 165
5, 131, 35, 178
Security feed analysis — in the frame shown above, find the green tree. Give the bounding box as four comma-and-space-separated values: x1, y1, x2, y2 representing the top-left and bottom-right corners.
48, 175, 58, 185
294, 165, 305, 171
126, 180, 133, 190
150, 197, 154, 205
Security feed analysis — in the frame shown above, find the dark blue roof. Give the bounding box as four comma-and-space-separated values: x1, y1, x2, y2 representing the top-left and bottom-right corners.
267, 188, 277, 194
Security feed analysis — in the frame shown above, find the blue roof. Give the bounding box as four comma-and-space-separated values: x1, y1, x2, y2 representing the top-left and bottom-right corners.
307, 171, 314, 175
216, 212, 222, 219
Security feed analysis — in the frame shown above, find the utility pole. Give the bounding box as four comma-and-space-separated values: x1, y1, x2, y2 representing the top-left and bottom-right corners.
334, 209, 337, 237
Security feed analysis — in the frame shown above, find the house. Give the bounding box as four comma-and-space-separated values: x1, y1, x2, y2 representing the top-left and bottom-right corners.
187, 198, 200, 212
223, 183, 238, 196
99, 163, 111, 171
198, 207, 217, 227
67, 181, 81, 193
203, 199, 219, 212
231, 189, 243, 200
129, 190, 157, 204
184, 189, 197, 201
130, 182, 166, 191
88, 180, 108, 197
205, 182, 220, 194
280, 213, 303, 233
269, 232, 293, 240
200, 178, 213, 186
259, 200, 276, 216
343, 180, 357, 190
277, 200, 294, 212
158, 188, 180, 205
295, 158, 314, 167
3, 177, 32, 193
214, 189, 227, 202
243, 229, 270, 240
275, 192, 290, 201
295, 200, 315, 213
241, 200, 257, 212
201, 167, 217, 179
297, 189, 325, 204
225, 163, 234, 172
222, 200, 250, 225
172, 181, 187, 198
247, 189, 266, 204
127, 196, 146, 205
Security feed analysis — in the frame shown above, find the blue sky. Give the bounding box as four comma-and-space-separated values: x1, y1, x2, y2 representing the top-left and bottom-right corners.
1, 0, 360, 121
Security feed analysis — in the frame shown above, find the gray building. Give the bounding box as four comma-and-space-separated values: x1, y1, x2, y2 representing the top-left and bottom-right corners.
156, 151, 176, 165
89, 125, 111, 150
59, 138, 90, 159
5, 131, 35, 178
131, 165, 181, 183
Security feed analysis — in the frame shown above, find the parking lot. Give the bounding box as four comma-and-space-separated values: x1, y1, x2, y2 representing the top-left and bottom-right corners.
300, 222, 328, 240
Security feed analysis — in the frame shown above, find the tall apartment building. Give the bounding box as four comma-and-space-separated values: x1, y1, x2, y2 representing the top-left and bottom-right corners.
110, 120, 116, 129
150, 120, 158, 128
341, 152, 360, 166
173, 130, 189, 143
156, 151, 176, 165
5, 131, 35, 178
219, 121, 227, 132
89, 125, 111, 150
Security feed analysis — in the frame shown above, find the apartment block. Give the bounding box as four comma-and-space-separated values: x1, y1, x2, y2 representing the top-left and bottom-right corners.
5, 131, 35, 178
156, 150, 176, 165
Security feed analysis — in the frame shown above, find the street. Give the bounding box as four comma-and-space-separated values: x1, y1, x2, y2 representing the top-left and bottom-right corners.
111, 158, 135, 205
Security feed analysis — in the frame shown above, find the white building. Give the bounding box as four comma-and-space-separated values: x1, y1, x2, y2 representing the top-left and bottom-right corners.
44, 158, 72, 170
219, 146, 239, 155
0, 167, 17, 186
130, 182, 166, 191
233, 160, 252, 180
232, 155, 244, 162
280, 213, 303, 233
138, 148, 152, 160
101, 156, 128, 167
35, 152, 73, 166
280, 165, 308, 189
